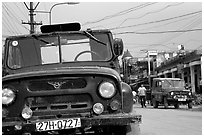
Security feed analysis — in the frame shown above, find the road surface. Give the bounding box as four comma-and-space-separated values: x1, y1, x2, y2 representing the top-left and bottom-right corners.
133, 104, 202, 135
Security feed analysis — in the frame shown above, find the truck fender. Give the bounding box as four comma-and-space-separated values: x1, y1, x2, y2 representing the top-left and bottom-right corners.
121, 82, 133, 113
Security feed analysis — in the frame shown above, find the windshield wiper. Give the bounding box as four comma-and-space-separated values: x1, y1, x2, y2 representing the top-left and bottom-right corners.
31, 35, 56, 46
83, 31, 106, 46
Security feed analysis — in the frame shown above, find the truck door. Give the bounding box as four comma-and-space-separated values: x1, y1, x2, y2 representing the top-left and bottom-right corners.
154, 80, 163, 102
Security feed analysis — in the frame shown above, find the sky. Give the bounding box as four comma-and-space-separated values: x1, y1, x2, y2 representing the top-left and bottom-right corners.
2, 1, 202, 58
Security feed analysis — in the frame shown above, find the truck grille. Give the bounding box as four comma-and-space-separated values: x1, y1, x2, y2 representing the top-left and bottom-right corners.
26, 94, 92, 111
28, 78, 87, 91
172, 91, 188, 98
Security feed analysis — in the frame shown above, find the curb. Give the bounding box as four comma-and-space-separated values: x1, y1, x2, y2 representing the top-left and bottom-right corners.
191, 105, 202, 111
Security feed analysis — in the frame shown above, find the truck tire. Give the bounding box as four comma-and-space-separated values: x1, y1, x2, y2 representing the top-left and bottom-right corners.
188, 102, 193, 109
96, 124, 140, 135
126, 123, 141, 135
152, 98, 158, 108
164, 97, 169, 109
174, 103, 179, 109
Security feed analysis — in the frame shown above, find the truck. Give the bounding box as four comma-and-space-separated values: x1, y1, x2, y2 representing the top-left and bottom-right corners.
151, 78, 194, 109
2, 22, 141, 135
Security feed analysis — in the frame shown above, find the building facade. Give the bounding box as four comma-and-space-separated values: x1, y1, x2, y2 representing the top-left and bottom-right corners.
155, 50, 202, 94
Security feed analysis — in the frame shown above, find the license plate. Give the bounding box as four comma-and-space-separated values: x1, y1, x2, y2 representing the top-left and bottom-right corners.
178, 98, 186, 101
36, 118, 81, 131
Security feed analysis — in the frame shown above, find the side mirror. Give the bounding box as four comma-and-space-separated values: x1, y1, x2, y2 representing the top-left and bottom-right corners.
113, 38, 123, 56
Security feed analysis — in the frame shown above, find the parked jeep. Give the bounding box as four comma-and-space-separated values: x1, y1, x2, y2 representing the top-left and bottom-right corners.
2, 23, 141, 135
151, 78, 194, 109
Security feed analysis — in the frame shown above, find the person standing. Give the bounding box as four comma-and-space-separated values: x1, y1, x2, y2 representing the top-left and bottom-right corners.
138, 84, 147, 108
199, 78, 202, 93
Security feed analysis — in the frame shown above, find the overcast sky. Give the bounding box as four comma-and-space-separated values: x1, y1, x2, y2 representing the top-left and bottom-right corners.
2, 1, 202, 57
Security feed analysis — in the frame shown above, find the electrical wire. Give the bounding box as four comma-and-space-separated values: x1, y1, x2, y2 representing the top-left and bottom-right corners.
3, 3, 30, 33
90, 11, 200, 31
14, 2, 28, 20
110, 10, 201, 30
82, 2, 157, 26
131, 13, 201, 32
2, 21, 17, 35
2, 5, 20, 35
113, 28, 201, 35
183, 39, 202, 45
158, 14, 201, 44
3, 3, 23, 34
113, 12, 201, 52
4, 3, 30, 32
118, 2, 184, 28
125, 43, 179, 50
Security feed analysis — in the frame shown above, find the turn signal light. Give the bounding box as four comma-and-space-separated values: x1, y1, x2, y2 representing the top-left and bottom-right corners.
93, 103, 104, 115
110, 100, 120, 111
22, 106, 33, 119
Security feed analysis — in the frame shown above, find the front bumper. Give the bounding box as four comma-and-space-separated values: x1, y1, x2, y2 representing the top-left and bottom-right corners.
2, 113, 142, 134
167, 97, 194, 104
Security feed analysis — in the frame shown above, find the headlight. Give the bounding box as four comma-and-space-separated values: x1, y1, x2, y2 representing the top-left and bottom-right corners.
170, 92, 174, 96
188, 92, 192, 96
2, 88, 15, 105
99, 82, 116, 98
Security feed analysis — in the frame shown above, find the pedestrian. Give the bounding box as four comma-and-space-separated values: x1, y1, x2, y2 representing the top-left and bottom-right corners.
199, 78, 202, 93
138, 84, 147, 108
185, 83, 190, 90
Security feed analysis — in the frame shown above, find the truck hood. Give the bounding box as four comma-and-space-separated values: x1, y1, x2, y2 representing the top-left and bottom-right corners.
3, 66, 121, 82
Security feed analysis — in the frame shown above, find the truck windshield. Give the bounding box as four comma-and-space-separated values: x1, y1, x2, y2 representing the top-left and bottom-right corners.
7, 33, 112, 69
162, 80, 185, 88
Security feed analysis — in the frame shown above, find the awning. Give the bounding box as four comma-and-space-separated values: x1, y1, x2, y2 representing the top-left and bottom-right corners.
170, 68, 177, 72
163, 70, 170, 74
189, 60, 201, 66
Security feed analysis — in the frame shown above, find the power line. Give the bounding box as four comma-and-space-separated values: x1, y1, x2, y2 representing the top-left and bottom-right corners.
125, 42, 180, 49
14, 3, 28, 20
118, 2, 184, 27
2, 4, 20, 35
127, 44, 175, 50
158, 13, 201, 44
3, 3, 30, 32
132, 13, 200, 32
90, 9, 200, 31
183, 39, 202, 44
10, 3, 30, 32
82, 2, 157, 26
113, 28, 202, 35
3, 3, 21, 34
125, 40, 202, 49
3, 3, 23, 34
2, 21, 17, 35
110, 10, 201, 30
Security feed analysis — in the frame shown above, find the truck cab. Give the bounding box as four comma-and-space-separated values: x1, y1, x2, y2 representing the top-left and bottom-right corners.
2, 23, 141, 135
151, 78, 194, 109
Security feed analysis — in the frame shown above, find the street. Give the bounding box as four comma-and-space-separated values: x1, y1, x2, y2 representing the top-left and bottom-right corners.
133, 103, 202, 135
2, 2, 202, 135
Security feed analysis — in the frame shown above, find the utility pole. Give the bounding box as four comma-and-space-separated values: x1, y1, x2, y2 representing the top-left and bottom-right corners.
22, 2, 42, 34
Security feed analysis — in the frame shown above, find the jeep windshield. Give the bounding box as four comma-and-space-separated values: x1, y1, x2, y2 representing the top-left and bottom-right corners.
161, 80, 185, 88
7, 33, 112, 69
